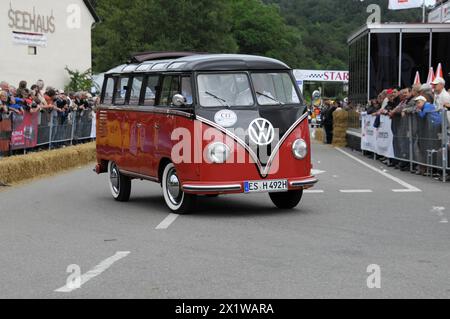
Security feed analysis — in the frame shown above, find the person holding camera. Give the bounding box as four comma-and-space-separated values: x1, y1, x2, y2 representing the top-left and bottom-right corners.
54, 90, 71, 125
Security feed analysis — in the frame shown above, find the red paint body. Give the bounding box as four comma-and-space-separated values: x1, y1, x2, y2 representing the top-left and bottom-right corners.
96, 107, 314, 195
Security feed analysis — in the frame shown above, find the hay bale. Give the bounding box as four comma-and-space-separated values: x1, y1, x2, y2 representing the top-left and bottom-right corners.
314, 128, 324, 144
0, 143, 96, 185
332, 109, 349, 147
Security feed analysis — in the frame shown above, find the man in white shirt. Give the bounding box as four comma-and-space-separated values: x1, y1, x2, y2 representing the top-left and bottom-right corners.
432, 77, 450, 111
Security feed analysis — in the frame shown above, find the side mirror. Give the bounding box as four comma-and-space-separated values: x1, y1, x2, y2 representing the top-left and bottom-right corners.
172, 94, 186, 107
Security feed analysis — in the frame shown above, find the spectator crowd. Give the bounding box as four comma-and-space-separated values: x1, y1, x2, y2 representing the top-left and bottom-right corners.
0, 79, 99, 124
366, 77, 450, 175
0, 79, 100, 155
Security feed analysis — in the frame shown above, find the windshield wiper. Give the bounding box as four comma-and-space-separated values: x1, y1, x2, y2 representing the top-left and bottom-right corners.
205, 91, 230, 108
256, 91, 284, 105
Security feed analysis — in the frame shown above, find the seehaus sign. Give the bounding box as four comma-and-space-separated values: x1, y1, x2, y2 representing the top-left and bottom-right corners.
8, 3, 56, 47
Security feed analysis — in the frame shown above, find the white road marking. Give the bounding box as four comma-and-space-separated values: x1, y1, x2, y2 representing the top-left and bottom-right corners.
304, 190, 325, 194
340, 189, 373, 193
55, 251, 130, 293
156, 213, 179, 230
432, 207, 448, 224
311, 169, 326, 176
335, 148, 421, 193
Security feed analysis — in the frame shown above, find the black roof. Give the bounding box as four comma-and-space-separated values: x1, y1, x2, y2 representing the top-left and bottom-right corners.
83, 0, 100, 23
106, 54, 290, 74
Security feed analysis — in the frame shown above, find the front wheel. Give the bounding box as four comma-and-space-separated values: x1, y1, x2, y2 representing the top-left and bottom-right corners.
162, 163, 196, 214
269, 190, 303, 209
108, 161, 131, 202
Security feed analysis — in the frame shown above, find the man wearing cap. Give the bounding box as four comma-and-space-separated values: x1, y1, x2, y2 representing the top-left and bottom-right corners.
432, 77, 450, 111
415, 95, 441, 124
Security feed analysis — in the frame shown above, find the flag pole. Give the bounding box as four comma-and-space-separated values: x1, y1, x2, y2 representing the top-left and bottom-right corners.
422, 0, 426, 23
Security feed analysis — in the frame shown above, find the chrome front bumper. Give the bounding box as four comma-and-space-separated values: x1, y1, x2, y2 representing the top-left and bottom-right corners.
183, 177, 318, 194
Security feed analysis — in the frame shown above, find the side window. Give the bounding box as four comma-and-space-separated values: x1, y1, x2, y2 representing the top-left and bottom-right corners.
159, 75, 180, 106
143, 76, 159, 106
103, 78, 114, 104
181, 76, 193, 105
129, 76, 144, 106
114, 76, 129, 105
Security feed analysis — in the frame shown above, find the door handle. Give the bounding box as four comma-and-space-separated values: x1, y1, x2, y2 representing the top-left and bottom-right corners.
154, 124, 160, 130
137, 123, 143, 128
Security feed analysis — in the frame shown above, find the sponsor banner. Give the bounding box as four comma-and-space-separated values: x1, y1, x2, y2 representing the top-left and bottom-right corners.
361, 114, 395, 158
12, 31, 47, 47
429, 6, 443, 22
443, 2, 450, 22
0, 116, 12, 152
428, 2, 450, 22
10, 112, 39, 150
375, 115, 395, 158
389, 0, 424, 10
293, 70, 349, 83
361, 113, 376, 153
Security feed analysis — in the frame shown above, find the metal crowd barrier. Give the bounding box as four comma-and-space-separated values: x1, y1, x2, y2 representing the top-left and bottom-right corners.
366, 110, 449, 183
347, 110, 362, 130
0, 110, 95, 157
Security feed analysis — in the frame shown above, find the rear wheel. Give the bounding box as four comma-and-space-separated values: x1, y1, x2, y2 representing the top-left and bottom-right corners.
108, 161, 131, 202
162, 163, 196, 214
269, 190, 303, 209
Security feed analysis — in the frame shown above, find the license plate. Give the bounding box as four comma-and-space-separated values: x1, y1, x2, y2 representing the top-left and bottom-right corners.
244, 180, 288, 193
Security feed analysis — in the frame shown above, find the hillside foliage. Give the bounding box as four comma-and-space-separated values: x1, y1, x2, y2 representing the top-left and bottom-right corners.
91, 0, 423, 72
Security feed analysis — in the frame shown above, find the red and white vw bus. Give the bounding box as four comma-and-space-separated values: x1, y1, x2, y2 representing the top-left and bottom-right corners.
95, 53, 317, 213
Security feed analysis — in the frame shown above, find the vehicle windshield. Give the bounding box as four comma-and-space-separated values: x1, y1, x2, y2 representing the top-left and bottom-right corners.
198, 73, 254, 107
251, 73, 300, 106
197, 72, 301, 108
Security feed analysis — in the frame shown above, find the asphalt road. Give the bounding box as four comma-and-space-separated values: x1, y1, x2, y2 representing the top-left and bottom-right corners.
0, 141, 449, 299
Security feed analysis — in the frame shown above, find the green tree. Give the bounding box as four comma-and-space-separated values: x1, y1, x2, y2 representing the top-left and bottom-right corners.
91, 0, 425, 73
64, 67, 93, 92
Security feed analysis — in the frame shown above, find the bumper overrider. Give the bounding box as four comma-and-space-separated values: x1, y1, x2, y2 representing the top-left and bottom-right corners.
182, 176, 318, 194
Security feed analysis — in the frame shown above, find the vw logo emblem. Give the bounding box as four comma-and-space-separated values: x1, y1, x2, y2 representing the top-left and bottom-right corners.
248, 118, 275, 146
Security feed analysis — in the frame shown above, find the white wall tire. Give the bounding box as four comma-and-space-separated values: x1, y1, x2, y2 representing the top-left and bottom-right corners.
162, 163, 196, 214
108, 161, 131, 202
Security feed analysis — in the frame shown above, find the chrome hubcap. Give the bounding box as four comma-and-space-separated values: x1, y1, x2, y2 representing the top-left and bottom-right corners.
166, 168, 182, 205
110, 164, 120, 194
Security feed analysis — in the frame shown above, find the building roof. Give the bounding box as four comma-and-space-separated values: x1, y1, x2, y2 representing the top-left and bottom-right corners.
106, 54, 290, 74
83, 0, 100, 23
348, 23, 450, 44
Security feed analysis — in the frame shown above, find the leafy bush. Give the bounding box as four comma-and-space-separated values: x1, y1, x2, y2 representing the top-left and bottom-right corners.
64, 67, 93, 93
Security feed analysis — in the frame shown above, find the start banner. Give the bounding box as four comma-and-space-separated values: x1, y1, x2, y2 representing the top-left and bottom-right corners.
10, 112, 39, 150
361, 113, 395, 158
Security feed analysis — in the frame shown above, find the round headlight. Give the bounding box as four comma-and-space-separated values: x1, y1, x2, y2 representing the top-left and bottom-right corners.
292, 139, 308, 159
207, 142, 231, 164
